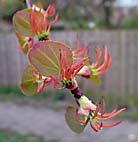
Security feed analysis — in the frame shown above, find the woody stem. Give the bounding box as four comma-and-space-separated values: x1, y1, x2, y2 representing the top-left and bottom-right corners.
25, 0, 32, 8
65, 78, 84, 102
71, 87, 83, 99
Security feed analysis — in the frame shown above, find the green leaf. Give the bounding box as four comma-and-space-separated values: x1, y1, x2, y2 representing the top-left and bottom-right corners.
13, 8, 33, 36
20, 65, 38, 96
65, 106, 87, 134
90, 75, 101, 84
28, 40, 73, 77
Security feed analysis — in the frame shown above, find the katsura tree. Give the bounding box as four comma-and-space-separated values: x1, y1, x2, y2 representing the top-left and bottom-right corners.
12, 1, 125, 136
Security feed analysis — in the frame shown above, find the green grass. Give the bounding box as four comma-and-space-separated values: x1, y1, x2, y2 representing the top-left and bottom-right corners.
0, 87, 138, 121
0, 87, 67, 108
1, 87, 138, 109
0, 129, 45, 142
0, 87, 51, 99
0, 87, 66, 100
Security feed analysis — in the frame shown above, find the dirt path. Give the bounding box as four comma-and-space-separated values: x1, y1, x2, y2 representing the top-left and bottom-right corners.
0, 102, 138, 142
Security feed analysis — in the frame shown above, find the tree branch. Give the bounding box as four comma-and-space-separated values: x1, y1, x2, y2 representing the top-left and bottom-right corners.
25, 0, 32, 8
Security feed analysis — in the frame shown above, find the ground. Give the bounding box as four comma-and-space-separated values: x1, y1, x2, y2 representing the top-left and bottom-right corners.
0, 101, 138, 142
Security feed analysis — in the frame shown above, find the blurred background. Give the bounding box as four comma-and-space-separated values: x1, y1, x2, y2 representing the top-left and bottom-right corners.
0, 0, 138, 142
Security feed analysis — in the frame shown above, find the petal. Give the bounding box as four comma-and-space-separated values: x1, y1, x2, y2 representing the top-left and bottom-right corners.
51, 76, 59, 89
93, 47, 102, 68
90, 122, 98, 132
96, 46, 112, 75
75, 38, 80, 50
103, 121, 122, 128
37, 77, 53, 94
78, 66, 91, 78
75, 109, 86, 124
90, 121, 100, 132
97, 109, 117, 118
101, 97, 106, 115
90, 121, 102, 132
96, 46, 108, 70
73, 45, 89, 57
98, 108, 126, 121
47, 14, 58, 33
93, 103, 100, 118
72, 63, 84, 78
98, 54, 112, 75
46, 4, 55, 18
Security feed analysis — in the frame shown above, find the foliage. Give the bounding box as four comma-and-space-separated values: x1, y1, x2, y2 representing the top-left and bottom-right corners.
29, 41, 73, 76
0, 0, 115, 29
1, 0, 138, 30
13, 8, 33, 36
120, 14, 138, 29
0, 87, 21, 95
20, 65, 38, 96
0, 0, 25, 22
65, 106, 88, 133
0, 129, 45, 142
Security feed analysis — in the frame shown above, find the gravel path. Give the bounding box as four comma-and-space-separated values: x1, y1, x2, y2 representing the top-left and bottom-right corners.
0, 102, 138, 142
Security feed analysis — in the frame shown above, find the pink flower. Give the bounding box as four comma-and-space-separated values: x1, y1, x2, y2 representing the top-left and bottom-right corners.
30, 66, 59, 94
37, 76, 59, 94
35, 50, 86, 94
76, 97, 126, 132
30, 4, 58, 40
91, 46, 112, 76
78, 46, 112, 83
60, 50, 85, 89
16, 32, 34, 54
72, 38, 89, 60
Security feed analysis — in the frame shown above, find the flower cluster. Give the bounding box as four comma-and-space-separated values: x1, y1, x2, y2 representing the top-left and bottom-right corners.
76, 96, 126, 132
13, 2, 125, 136
30, 4, 58, 40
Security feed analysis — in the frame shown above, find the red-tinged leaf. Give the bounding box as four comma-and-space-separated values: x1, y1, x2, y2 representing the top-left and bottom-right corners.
13, 8, 34, 36
29, 40, 73, 77
20, 65, 38, 96
65, 106, 87, 134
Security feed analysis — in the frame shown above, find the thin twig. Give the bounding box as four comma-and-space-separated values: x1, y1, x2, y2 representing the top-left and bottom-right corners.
25, 0, 32, 8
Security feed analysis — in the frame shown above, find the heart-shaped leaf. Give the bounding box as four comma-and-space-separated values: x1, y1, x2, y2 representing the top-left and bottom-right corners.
13, 8, 34, 36
28, 40, 73, 77
65, 106, 87, 134
20, 65, 38, 96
